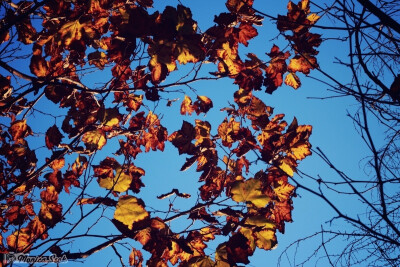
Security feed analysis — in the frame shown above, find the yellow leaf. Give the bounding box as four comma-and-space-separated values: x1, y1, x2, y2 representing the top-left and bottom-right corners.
215, 244, 230, 267
290, 142, 311, 160
231, 179, 270, 208
114, 196, 149, 230
255, 229, 277, 250
240, 227, 255, 250
176, 44, 197, 64
284, 72, 301, 89
279, 158, 296, 177
98, 167, 132, 192
307, 13, 320, 24
245, 216, 275, 229
273, 182, 295, 201
181, 95, 195, 115
82, 129, 107, 150
59, 20, 95, 46
7, 229, 32, 252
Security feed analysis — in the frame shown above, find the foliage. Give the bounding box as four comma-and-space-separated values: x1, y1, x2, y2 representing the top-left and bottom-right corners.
0, 0, 322, 266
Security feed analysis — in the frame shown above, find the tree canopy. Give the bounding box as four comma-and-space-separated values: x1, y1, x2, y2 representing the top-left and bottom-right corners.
0, 0, 399, 266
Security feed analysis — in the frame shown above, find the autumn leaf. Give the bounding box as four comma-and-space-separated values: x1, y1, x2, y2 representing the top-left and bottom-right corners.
274, 182, 295, 201
193, 96, 213, 115
238, 23, 258, 46
181, 95, 195, 115
114, 196, 149, 230
288, 54, 318, 74
245, 216, 275, 229
218, 118, 240, 147
58, 19, 96, 46
98, 167, 132, 192
168, 121, 196, 155
82, 129, 107, 150
231, 179, 270, 208
278, 157, 297, 177
88, 51, 108, 70
7, 229, 33, 252
186, 256, 215, 267
284, 72, 301, 89
45, 125, 64, 149
9, 120, 32, 141
254, 229, 277, 250
151, 62, 168, 84
129, 248, 144, 267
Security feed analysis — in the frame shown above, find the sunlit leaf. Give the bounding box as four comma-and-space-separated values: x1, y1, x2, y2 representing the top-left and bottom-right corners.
82, 129, 107, 150
181, 95, 195, 115
245, 216, 275, 229
9, 120, 32, 141
278, 157, 296, 177
254, 229, 277, 250
114, 196, 149, 230
284, 72, 301, 89
129, 248, 143, 267
231, 179, 270, 208
98, 167, 132, 192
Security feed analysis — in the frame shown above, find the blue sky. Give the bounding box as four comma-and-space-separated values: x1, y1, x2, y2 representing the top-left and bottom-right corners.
0, 0, 387, 266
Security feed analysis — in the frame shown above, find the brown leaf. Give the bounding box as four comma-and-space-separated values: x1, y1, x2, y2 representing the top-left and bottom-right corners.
45, 125, 64, 149
238, 23, 258, 46
9, 120, 32, 141
180, 95, 195, 115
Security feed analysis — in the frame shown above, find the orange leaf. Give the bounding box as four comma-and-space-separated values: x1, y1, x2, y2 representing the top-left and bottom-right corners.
82, 129, 107, 150
7, 229, 33, 252
129, 248, 143, 267
284, 72, 301, 89
30, 55, 48, 77
9, 120, 32, 141
238, 23, 258, 46
288, 54, 318, 74
180, 95, 195, 115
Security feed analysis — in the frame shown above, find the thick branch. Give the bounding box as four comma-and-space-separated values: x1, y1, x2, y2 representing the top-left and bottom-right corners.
357, 0, 400, 35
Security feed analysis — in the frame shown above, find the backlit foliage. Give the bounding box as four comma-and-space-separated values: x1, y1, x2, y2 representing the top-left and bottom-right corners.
0, 0, 320, 265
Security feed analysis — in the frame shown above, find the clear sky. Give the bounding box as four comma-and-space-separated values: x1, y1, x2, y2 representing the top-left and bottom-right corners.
0, 0, 386, 266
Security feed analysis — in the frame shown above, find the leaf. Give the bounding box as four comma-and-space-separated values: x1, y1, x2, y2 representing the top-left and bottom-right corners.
245, 216, 275, 229
168, 121, 196, 155
114, 196, 149, 230
7, 229, 33, 252
181, 95, 195, 115
151, 62, 168, 84
45, 125, 64, 149
9, 120, 32, 141
307, 13, 320, 24
82, 129, 107, 150
58, 19, 96, 46
98, 167, 132, 192
231, 179, 270, 208
88, 51, 108, 70
238, 23, 258, 46
274, 182, 295, 201
254, 229, 277, 250
284, 72, 301, 89
193, 96, 213, 115
279, 157, 296, 177
215, 243, 230, 267
218, 118, 240, 147
129, 248, 143, 267
186, 256, 215, 267
288, 54, 318, 74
